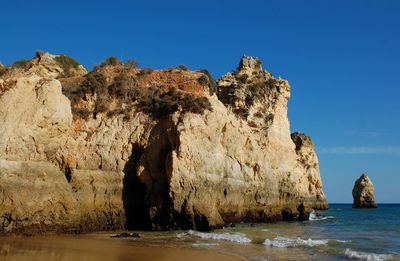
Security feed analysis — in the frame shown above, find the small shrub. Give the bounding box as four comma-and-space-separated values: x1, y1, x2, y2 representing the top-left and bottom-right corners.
95, 96, 109, 114
135, 87, 212, 119
81, 71, 108, 95
72, 108, 91, 120
108, 73, 135, 97
197, 70, 217, 95
237, 74, 249, 84
125, 59, 138, 69
178, 64, 189, 71
138, 68, 153, 76
36, 50, 44, 59
54, 54, 81, 69
232, 107, 249, 118
94, 57, 122, 70
12, 60, 30, 69
197, 75, 208, 85
63, 70, 108, 115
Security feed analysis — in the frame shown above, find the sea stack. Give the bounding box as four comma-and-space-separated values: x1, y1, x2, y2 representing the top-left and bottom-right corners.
352, 174, 378, 208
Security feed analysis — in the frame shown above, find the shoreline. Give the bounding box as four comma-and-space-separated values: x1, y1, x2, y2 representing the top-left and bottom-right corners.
0, 233, 246, 261
1, 206, 399, 261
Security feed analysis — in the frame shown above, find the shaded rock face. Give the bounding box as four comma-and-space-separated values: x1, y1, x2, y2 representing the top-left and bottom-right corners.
352, 174, 378, 208
0, 53, 328, 234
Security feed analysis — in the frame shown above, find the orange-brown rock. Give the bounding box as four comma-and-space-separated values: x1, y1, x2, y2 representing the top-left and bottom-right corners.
0, 53, 327, 234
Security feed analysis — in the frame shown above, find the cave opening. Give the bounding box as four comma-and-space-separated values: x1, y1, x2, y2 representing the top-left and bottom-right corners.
281, 208, 292, 221
122, 144, 152, 230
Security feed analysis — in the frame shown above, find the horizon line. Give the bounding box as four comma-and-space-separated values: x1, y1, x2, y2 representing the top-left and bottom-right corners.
327, 202, 400, 204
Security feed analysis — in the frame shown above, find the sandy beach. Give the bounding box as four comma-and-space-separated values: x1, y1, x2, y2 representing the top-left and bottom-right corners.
0, 234, 245, 261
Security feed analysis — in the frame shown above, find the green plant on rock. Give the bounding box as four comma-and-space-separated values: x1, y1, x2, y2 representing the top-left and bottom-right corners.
62, 64, 213, 121
197, 70, 218, 95
178, 64, 189, 71
108, 73, 135, 98
36, 50, 44, 59
237, 73, 249, 84
135, 86, 212, 119
94, 57, 122, 70
54, 54, 81, 69
138, 68, 153, 76
125, 59, 138, 69
12, 60, 30, 69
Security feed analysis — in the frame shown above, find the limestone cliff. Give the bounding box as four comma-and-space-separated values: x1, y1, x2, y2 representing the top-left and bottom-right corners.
0, 53, 327, 234
352, 174, 378, 208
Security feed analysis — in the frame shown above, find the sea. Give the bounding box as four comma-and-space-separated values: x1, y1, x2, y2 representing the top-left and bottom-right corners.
1, 204, 399, 261
172, 203, 400, 261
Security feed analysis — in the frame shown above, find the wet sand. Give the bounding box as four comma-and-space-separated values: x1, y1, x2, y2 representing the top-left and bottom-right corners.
0, 234, 245, 261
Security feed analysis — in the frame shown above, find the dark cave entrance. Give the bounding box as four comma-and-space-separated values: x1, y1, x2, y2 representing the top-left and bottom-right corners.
122, 144, 152, 230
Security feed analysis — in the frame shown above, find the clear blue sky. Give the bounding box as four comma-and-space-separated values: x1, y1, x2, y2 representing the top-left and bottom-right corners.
1, 0, 399, 203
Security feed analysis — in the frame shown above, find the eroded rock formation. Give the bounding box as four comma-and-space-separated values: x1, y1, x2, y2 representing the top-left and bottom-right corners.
352, 174, 378, 208
0, 53, 328, 234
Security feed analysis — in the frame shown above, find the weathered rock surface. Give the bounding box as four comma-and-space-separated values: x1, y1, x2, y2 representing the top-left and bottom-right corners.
352, 174, 378, 208
0, 53, 328, 234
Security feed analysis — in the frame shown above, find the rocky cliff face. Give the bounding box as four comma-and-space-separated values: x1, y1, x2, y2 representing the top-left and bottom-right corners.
0, 53, 327, 234
352, 174, 378, 208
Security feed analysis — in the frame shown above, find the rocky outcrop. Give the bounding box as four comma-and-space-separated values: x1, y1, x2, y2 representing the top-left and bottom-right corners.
291, 132, 326, 210
0, 53, 328, 234
352, 174, 378, 208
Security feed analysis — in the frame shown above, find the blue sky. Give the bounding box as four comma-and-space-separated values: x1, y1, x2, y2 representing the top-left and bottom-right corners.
1, 0, 399, 203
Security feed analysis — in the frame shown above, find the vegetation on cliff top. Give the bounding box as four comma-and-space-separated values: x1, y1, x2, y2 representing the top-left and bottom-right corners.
62, 57, 213, 120
12, 59, 31, 69
54, 54, 81, 70
1, 53, 216, 120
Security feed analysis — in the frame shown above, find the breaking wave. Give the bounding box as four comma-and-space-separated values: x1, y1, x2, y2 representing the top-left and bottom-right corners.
344, 249, 393, 261
336, 239, 352, 243
187, 230, 252, 244
263, 237, 328, 248
309, 210, 334, 221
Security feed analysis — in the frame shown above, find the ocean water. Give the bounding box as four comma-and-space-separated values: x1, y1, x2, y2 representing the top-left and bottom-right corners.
1, 204, 399, 261
142, 204, 400, 260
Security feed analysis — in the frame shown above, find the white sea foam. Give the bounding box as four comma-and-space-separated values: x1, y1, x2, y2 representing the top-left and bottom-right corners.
176, 232, 187, 238
344, 248, 393, 261
336, 239, 352, 243
192, 243, 219, 248
187, 230, 252, 244
263, 237, 328, 248
309, 210, 334, 221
